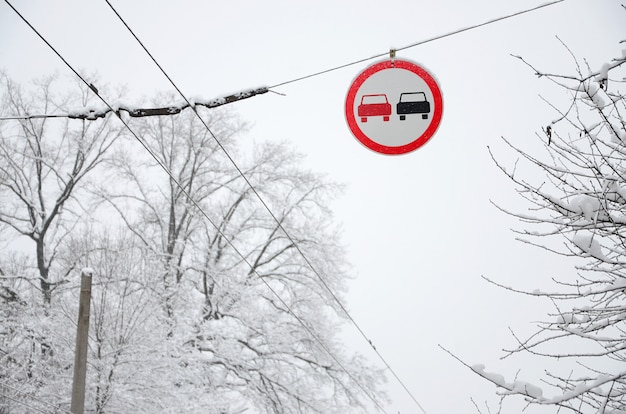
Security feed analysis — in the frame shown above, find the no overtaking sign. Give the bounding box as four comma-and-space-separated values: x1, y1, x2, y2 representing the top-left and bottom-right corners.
345, 58, 443, 155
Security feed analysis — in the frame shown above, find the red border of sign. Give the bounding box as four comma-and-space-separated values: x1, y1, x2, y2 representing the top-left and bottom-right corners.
345, 59, 443, 155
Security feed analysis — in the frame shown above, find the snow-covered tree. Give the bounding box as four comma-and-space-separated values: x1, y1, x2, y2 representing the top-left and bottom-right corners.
0, 72, 123, 304
0, 76, 384, 412
469, 44, 626, 412
97, 103, 386, 413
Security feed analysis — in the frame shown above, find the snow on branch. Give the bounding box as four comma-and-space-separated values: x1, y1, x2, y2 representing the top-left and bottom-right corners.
440, 346, 547, 401
467, 42, 626, 413
442, 345, 626, 410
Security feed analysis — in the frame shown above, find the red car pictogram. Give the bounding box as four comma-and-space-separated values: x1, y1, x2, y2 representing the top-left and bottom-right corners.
358, 94, 391, 122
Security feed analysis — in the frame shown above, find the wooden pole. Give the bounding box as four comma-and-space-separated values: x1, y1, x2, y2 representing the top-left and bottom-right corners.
70, 269, 93, 414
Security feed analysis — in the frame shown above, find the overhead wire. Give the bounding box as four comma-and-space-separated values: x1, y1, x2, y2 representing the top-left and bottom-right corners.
269, 0, 566, 88
0, 114, 67, 121
0, 87, 270, 121
0, 87, 268, 121
102, 0, 418, 412
1, 1, 388, 412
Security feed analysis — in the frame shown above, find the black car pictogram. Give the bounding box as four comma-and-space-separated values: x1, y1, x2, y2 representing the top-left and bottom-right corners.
396, 92, 430, 120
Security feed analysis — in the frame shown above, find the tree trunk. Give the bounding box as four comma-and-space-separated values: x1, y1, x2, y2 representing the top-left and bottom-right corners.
36, 238, 51, 305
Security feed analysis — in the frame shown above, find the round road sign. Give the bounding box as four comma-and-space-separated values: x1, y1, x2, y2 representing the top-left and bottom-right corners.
345, 58, 443, 155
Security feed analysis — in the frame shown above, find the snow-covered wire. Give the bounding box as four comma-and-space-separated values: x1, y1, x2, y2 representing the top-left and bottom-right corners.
2, 2, 389, 412
0, 87, 268, 121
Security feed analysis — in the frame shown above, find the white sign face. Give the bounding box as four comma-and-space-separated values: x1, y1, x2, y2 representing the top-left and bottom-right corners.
345, 59, 443, 155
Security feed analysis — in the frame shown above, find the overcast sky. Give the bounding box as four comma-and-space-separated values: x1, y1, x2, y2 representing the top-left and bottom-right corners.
1, 1, 624, 412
